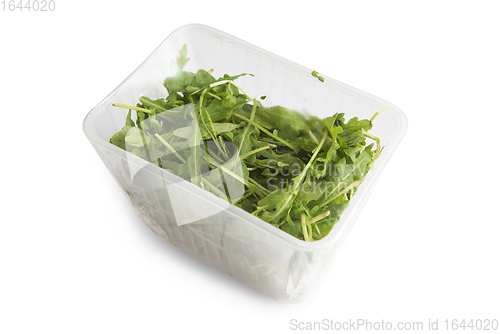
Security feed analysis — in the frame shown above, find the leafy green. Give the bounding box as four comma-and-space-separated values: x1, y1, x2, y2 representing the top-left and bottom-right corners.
125, 127, 150, 147
109, 125, 132, 150
176, 44, 190, 71
311, 70, 325, 82
110, 46, 384, 242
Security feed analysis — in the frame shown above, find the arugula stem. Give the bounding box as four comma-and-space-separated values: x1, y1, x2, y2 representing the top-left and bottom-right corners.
370, 107, 389, 123
219, 169, 233, 204
228, 81, 252, 100
237, 101, 257, 154
319, 179, 363, 208
261, 142, 277, 148
205, 147, 225, 165
309, 210, 331, 225
198, 90, 215, 135
207, 92, 221, 100
139, 97, 167, 111
149, 134, 160, 166
189, 87, 205, 96
209, 80, 230, 88
293, 132, 328, 191
204, 158, 269, 195
361, 129, 382, 167
253, 100, 268, 114
238, 145, 271, 161
221, 145, 271, 176
234, 113, 299, 152
248, 177, 271, 196
252, 204, 270, 216
307, 129, 320, 145
113, 103, 151, 114
202, 177, 229, 202
203, 141, 213, 169
233, 188, 255, 205
314, 224, 321, 237
301, 215, 310, 242
198, 90, 229, 160
154, 133, 187, 164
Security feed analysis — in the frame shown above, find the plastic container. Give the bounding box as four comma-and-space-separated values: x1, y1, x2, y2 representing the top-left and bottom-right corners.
83, 24, 407, 303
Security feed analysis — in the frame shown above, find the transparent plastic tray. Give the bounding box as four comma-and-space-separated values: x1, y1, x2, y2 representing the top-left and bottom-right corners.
83, 24, 407, 303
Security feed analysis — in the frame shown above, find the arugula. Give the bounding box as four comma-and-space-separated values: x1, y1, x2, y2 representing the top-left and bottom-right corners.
109, 45, 384, 242
311, 71, 325, 82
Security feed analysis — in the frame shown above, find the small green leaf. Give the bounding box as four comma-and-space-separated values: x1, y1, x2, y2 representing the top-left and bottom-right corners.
343, 117, 373, 132
176, 44, 190, 71
173, 126, 193, 139
311, 70, 325, 82
109, 125, 133, 150
125, 110, 135, 127
125, 127, 150, 147
139, 97, 168, 112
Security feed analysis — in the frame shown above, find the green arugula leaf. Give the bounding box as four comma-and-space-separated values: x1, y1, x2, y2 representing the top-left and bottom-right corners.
125, 127, 150, 147
311, 71, 324, 82
186, 119, 207, 186
176, 44, 190, 71
343, 117, 373, 132
109, 125, 133, 150
125, 109, 135, 127
266, 106, 309, 140
164, 71, 196, 92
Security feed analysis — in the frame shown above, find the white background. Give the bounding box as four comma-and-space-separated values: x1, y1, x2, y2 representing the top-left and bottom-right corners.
1, 1, 499, 333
